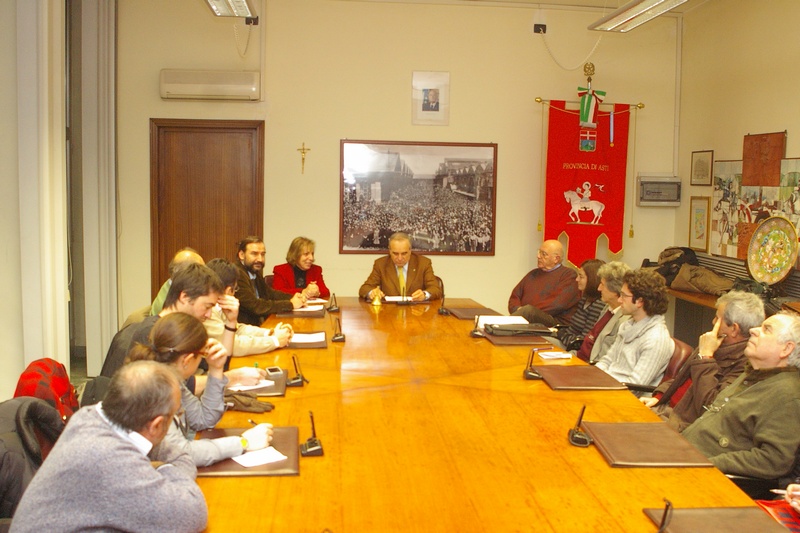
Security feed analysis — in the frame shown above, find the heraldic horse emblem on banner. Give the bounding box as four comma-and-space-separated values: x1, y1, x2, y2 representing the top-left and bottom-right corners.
564, 181, 605, 225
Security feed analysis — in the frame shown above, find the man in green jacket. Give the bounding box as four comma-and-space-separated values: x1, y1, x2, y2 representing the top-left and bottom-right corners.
683, 312, 800, 480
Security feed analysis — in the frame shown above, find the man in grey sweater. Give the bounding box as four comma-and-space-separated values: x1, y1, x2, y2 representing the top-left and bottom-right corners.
11, 361, 208, 533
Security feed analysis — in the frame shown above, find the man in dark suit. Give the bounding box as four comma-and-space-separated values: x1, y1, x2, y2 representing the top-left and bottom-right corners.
422, 88, 439, 111
358, 232, 442, 302
234, 236, 305, 325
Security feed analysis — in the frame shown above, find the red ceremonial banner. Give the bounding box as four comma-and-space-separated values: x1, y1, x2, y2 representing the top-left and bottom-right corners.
544, 101, 630, 265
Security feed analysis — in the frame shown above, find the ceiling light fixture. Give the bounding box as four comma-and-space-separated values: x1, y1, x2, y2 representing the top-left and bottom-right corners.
588, 0, 689, 33
204, 0, 255, 18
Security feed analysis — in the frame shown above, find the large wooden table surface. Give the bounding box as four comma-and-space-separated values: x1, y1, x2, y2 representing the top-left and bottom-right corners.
199, 297, 754, 532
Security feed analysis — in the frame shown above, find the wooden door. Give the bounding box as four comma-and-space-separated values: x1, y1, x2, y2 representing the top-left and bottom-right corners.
149, 119, 264, 297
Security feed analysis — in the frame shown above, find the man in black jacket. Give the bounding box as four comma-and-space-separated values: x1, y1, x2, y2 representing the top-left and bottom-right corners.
234, 236, 305, 326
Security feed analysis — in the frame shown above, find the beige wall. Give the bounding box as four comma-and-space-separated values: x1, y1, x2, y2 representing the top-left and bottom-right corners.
677, 0, 800, 243
1, 0, 25, 398
117, 0, 681, 316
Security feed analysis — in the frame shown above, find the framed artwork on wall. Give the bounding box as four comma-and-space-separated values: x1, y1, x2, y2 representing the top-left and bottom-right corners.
691, 150, 714, 186
340, 140, 497, 255
412, 71, 449, 126
689, 196, 710, 252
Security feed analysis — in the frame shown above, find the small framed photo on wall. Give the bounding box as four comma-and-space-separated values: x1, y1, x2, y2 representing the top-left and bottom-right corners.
691, 150, 714, 186
689, 196, 710, 251
412, 71, 449, 126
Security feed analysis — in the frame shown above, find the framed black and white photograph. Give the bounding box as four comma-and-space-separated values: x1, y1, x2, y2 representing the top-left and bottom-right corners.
691, 150, 714, 186
340, 140, 497, 255
412, 71, 449, 126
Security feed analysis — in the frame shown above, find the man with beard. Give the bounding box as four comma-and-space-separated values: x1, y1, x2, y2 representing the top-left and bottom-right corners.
234, 236, 305, 326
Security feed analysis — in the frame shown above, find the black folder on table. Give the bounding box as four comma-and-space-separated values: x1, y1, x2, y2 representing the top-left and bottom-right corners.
228, 370, 287, 397
196, 426, 299, 477
533, 365, 627, 390
448, 307, 501, 320
483, 333, 552, 346
287, 331, 328, 349
582, 421, 713, 468
276, 309, 326, 318
642, 506, 787, 532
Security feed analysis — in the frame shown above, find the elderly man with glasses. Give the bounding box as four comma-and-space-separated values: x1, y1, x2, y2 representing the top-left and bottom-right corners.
594, 269, 674, 394
508, 239, 580, 327
683, 312, 800, 481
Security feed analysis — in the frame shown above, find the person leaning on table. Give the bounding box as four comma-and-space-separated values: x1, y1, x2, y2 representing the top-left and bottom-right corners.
127, 312, 273, 467
272, 236, 331, 299
358, 232, 441, 302
10, 361, 208, 533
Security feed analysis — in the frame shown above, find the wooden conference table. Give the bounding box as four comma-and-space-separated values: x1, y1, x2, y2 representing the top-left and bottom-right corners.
198, 297, 754, 532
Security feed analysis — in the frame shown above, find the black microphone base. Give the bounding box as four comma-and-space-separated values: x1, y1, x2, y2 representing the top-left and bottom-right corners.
286, 375, 306, 387
523, 368, 543, 380
332, 333, 345, 342
470, 329, 484, 338
300, 438, 324, 456
327, 305, 339, 313
438, 307, 450, 315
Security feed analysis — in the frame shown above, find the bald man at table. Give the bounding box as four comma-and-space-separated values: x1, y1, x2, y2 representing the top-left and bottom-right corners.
358, 232, 442, 302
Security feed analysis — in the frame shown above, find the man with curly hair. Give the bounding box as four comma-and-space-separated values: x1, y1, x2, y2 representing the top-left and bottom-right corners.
595, 269, 674, 394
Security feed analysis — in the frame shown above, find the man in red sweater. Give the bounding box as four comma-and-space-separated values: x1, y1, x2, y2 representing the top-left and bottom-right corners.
508, 239, 580, 327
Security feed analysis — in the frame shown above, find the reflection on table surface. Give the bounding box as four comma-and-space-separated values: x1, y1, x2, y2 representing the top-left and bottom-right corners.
199, 297, 753, 532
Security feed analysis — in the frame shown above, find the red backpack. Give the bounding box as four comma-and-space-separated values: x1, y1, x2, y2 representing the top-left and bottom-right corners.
14, 358, 79, 421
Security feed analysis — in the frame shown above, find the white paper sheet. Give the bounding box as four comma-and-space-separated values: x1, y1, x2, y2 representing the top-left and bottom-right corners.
305, 298, 328, 305
295, 304, 324, 312
227, 379, 275, 392
537, 351, 572, 360
477, 315, 528, 329
291, 332, 326, 343
232, 446, 288, 467
384, 296, 412, 302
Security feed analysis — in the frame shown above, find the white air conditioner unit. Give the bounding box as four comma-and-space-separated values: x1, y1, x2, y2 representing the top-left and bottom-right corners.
159, 69, 260, 101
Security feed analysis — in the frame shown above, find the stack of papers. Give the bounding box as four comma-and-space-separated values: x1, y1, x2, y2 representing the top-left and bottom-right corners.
228, 379, 275, 392
537, 351, 572, 360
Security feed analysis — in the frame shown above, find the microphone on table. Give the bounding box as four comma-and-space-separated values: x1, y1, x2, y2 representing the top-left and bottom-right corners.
327, 293, 339, 313
300, 410, 324, 457
438, 279, 450, 316
286, 354, 309, 387
470, 315, 483, 337
397, 284, 412, 306
567, 405, 593, 447
332, 317, 346, 343
523, 348, 544, 380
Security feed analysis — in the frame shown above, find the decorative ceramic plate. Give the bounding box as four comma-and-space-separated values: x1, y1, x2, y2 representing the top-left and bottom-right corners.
747, 216, 799, 285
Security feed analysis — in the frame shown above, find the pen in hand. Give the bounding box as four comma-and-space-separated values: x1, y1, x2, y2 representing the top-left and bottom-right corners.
247, 419, 258, 427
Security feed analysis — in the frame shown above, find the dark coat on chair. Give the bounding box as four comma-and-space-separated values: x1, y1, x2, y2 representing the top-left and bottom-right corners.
358, 253, 442, 300
0, 397, 64, 519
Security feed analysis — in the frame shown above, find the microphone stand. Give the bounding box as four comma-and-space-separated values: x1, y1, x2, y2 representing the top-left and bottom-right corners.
327, 293, 339, 313
523, 348, 544, 380
332, 317, 346, 342
470, 315, 483, 337
286, 354, 309, 387
300, 411, 324, 456
438, 280, 450, 316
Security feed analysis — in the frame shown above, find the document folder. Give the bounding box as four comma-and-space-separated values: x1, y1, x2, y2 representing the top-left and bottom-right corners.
582, 421, 713, 467
448, 307, 501, 320
642, 506, 786, 532
196, 426, 300, 477
534, 365, 627, 390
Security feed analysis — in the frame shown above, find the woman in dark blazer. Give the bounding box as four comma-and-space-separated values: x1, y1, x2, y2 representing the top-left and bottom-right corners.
272, 237, 331, 299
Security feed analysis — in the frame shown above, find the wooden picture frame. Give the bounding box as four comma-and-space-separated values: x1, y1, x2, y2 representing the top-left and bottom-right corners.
689, 196, 710, 252
340, 140, 497, 255
691, 150, 714, 186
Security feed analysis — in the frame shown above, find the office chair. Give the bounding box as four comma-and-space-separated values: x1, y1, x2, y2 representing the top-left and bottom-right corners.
625, 337, 693, 394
